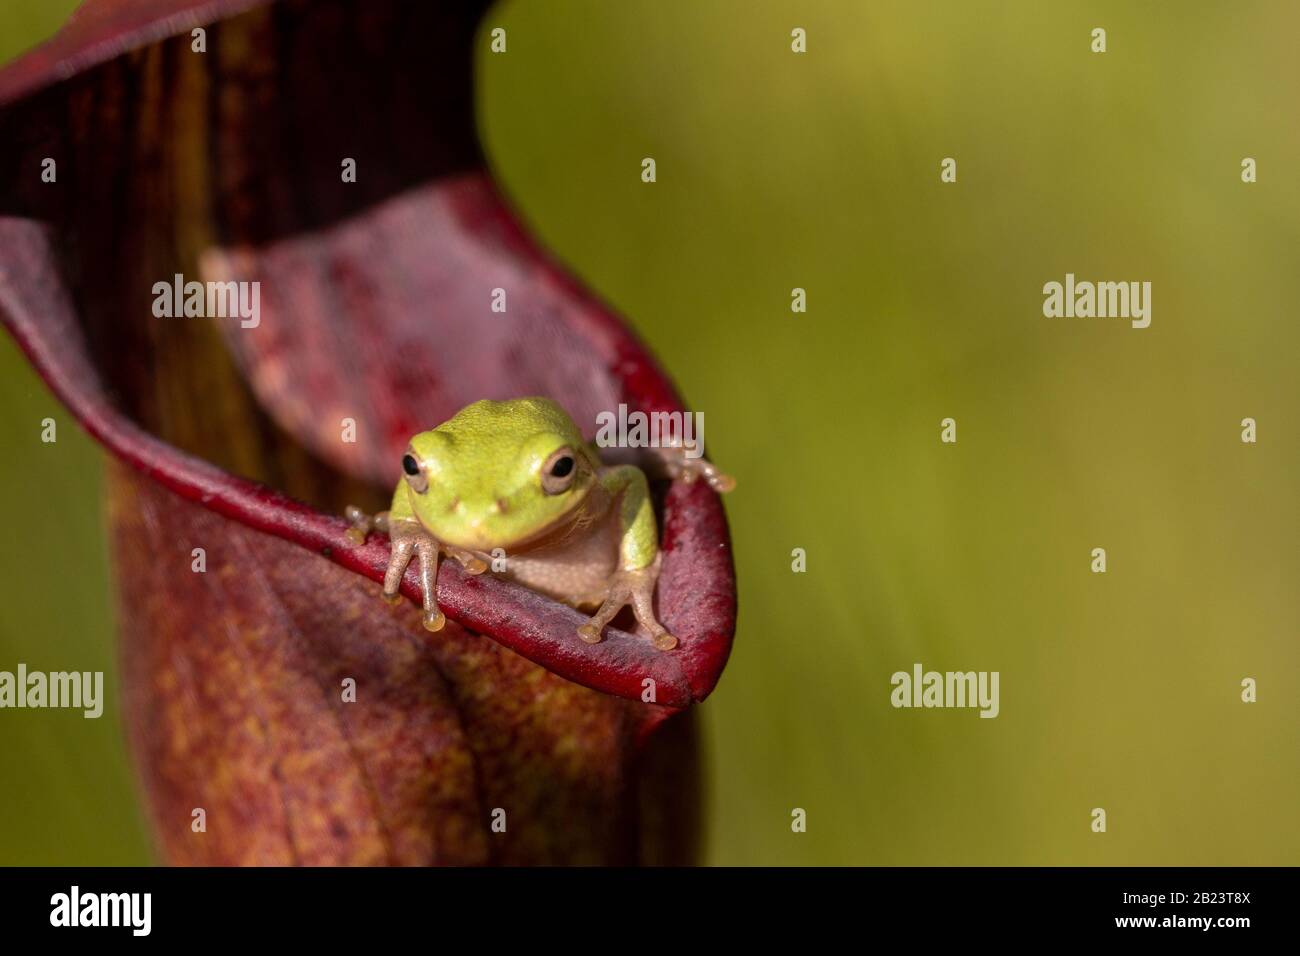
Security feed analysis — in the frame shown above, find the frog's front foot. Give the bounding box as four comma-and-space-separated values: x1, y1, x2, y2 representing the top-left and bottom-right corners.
344, 505, 390, 544
659, 447, 736, 494
383, 517, 445, 632
577, 564, 678, 651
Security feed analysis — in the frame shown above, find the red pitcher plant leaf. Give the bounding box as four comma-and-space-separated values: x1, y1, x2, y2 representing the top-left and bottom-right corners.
0, 0, 732, 864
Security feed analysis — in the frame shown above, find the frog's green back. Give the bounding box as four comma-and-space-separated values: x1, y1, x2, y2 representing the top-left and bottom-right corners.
440, 397, 584, 446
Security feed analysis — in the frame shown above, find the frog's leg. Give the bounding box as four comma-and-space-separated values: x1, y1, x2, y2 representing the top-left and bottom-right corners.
577, 560, 676, 651
383, 517, 445, 632
349, 490, 447, 631
347, 502, 484, 569
576, 465, 678, 651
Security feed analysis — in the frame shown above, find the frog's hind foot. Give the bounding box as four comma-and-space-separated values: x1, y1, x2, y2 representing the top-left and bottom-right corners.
577, 564, 678, 652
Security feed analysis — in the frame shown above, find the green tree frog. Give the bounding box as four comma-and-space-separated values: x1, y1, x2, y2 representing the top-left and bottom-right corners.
346, 397, 733, 651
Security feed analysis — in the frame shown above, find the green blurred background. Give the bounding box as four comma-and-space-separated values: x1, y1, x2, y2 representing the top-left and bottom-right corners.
1, 0, 1296, 865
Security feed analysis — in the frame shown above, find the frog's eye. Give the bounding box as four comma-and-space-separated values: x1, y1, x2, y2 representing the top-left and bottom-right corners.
541, 448, 577, 495
402, 453, 428, 494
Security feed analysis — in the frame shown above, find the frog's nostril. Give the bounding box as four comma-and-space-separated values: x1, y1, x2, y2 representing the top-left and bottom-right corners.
448, 496, 460, 513
494, 498, 510, 515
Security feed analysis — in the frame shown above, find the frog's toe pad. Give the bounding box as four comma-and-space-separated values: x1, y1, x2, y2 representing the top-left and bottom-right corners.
422, 610, 446, 632
577, 623, 603, 644
652, 631, 679, 651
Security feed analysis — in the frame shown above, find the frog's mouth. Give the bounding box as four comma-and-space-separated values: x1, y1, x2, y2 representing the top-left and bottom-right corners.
441, 494, 603, 556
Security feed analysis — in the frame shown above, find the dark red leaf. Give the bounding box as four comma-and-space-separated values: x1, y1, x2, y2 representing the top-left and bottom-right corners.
0, 0, 732, 863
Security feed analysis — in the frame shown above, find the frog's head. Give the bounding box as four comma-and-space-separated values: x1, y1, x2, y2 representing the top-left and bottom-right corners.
399, 397, 598, 552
